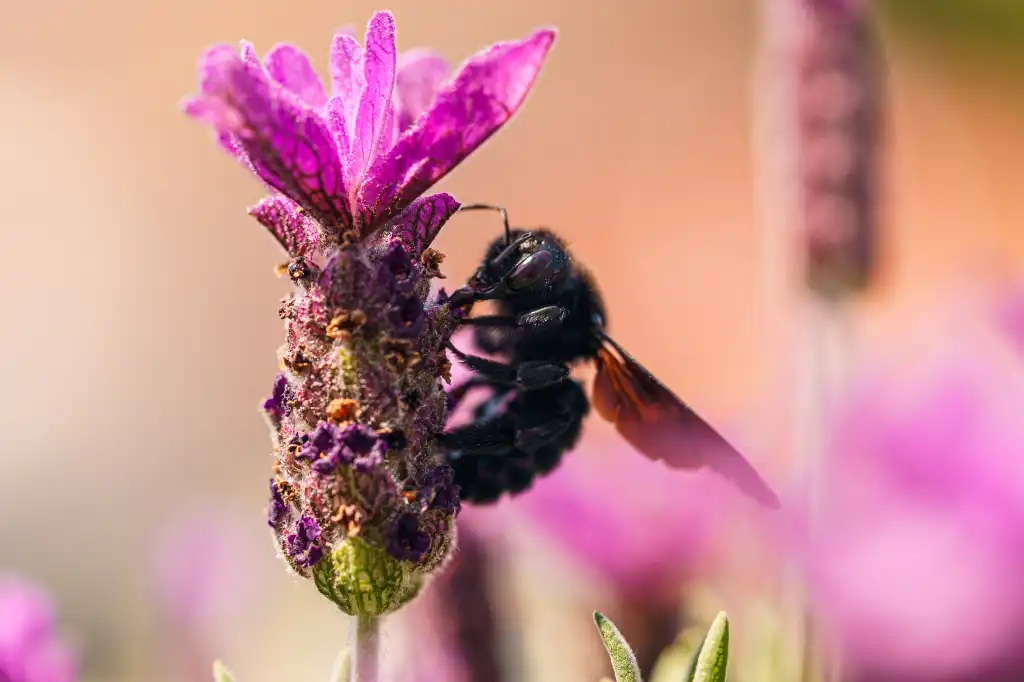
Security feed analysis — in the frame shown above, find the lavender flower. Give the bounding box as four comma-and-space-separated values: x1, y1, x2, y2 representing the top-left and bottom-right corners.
183, 11, 555, 615
802, 326, 1024, 681
0, 579, 75, 682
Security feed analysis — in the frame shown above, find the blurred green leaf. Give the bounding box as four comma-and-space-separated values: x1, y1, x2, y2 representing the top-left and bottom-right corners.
883, 0, 1024, 66
649, 639, 697, 682
593, 612, 643, 682
212, 661, 235, 682
686, 612, 730, 682
329, 648, 352, 682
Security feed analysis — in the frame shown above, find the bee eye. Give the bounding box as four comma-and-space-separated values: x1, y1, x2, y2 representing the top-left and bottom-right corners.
507, 251, 557, 291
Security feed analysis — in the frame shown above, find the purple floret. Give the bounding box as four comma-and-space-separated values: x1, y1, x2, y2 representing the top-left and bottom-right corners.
286, 515, 325, 567
262, 374, 288, 424
298, 422, 387, 474
422, 465, 461, 516
389, 295, 425, 338
267, 478, 290, 528
380, 240, 413, 278
299, 422, 347, 473
386, 512, 431, 562
338, 423, 388, 473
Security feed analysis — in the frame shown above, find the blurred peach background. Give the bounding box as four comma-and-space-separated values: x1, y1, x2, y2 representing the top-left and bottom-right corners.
1, 0, 1022, 681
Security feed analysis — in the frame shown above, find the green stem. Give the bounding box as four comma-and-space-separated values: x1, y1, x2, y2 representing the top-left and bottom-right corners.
352, 614, 381, 682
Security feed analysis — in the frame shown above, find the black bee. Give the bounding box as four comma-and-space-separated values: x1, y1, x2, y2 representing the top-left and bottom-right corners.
437, 204, 780, 508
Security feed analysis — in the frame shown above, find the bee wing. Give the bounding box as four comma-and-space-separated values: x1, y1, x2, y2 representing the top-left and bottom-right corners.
592, 336, 780, 508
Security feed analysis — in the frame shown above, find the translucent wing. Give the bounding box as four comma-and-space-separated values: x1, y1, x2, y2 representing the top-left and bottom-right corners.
592, 335, 780, 508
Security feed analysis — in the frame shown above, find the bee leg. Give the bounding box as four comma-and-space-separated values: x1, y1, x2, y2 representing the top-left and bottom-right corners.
447, 342, 569, 390
458, 315, 519, 328
445, 376, 492, 413
447, 342, 516, 384
460, 306, 568, 333
515, 305, 568, 332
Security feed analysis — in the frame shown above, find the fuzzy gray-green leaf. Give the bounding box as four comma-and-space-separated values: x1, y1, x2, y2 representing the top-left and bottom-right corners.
212, 661, 235, 682
594, 612, 643, 682
688, 611, 730, 682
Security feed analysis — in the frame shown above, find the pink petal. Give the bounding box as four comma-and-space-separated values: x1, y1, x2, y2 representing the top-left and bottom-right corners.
248, 194, 321, 257
329, 30, 365, 147
351, 11, 397, 185
329, 29, 364, 100
372, 192, 460, 253
185, 44, 352, 232
263, 44, 328, 109
357, 28, 555, 227
395, 49, 450, 131
379, 104, 397, 157
325, 95, 351, 162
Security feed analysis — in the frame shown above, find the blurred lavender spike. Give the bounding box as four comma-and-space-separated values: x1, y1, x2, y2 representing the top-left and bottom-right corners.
762, 0, 883, 299
397, 517, 507, 682
801, 0, 882, 298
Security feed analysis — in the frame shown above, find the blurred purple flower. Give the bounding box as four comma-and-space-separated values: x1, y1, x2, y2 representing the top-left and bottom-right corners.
0, 579, 75, 682
804, 338, 1024, 681
518, 441, 732, 601
152, 506, 265, 638
515, 439, 742, 676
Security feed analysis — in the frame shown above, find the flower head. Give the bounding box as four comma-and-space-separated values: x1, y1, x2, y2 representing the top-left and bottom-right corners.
0, 579, 76, 682
185, 11, 555, 240
184, 12, 555, 615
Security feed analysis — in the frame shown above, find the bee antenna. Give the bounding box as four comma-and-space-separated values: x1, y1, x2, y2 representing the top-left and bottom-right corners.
457, 203, 512, 245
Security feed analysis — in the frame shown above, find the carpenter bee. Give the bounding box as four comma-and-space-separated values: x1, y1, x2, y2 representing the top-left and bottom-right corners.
437, 204, 780, 508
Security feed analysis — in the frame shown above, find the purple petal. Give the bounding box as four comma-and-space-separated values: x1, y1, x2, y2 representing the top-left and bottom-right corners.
329, 30, 365, 148
329, 30, 365, 101
325, 95, 351, 162
263, 44, 328, 110
185, 44, 353, 231
357, 28, 555, 227
248, 195, 320, 256
351, 11, 398, 186
379, 105, 397, 158
395, 49, 450, 131
373, 192, 460, 254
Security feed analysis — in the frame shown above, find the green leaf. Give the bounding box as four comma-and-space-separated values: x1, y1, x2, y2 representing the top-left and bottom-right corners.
593, 612, 643, 682
328, 648, 352, 682
212, 661, 235, 682
687, 611, 730, 682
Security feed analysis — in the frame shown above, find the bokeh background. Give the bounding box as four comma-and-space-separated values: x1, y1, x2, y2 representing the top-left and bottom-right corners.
2, 1, 1024, 681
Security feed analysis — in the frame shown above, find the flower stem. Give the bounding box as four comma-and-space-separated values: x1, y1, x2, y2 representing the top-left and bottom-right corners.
794, 298, 850, 682
352, 614, 381, 682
